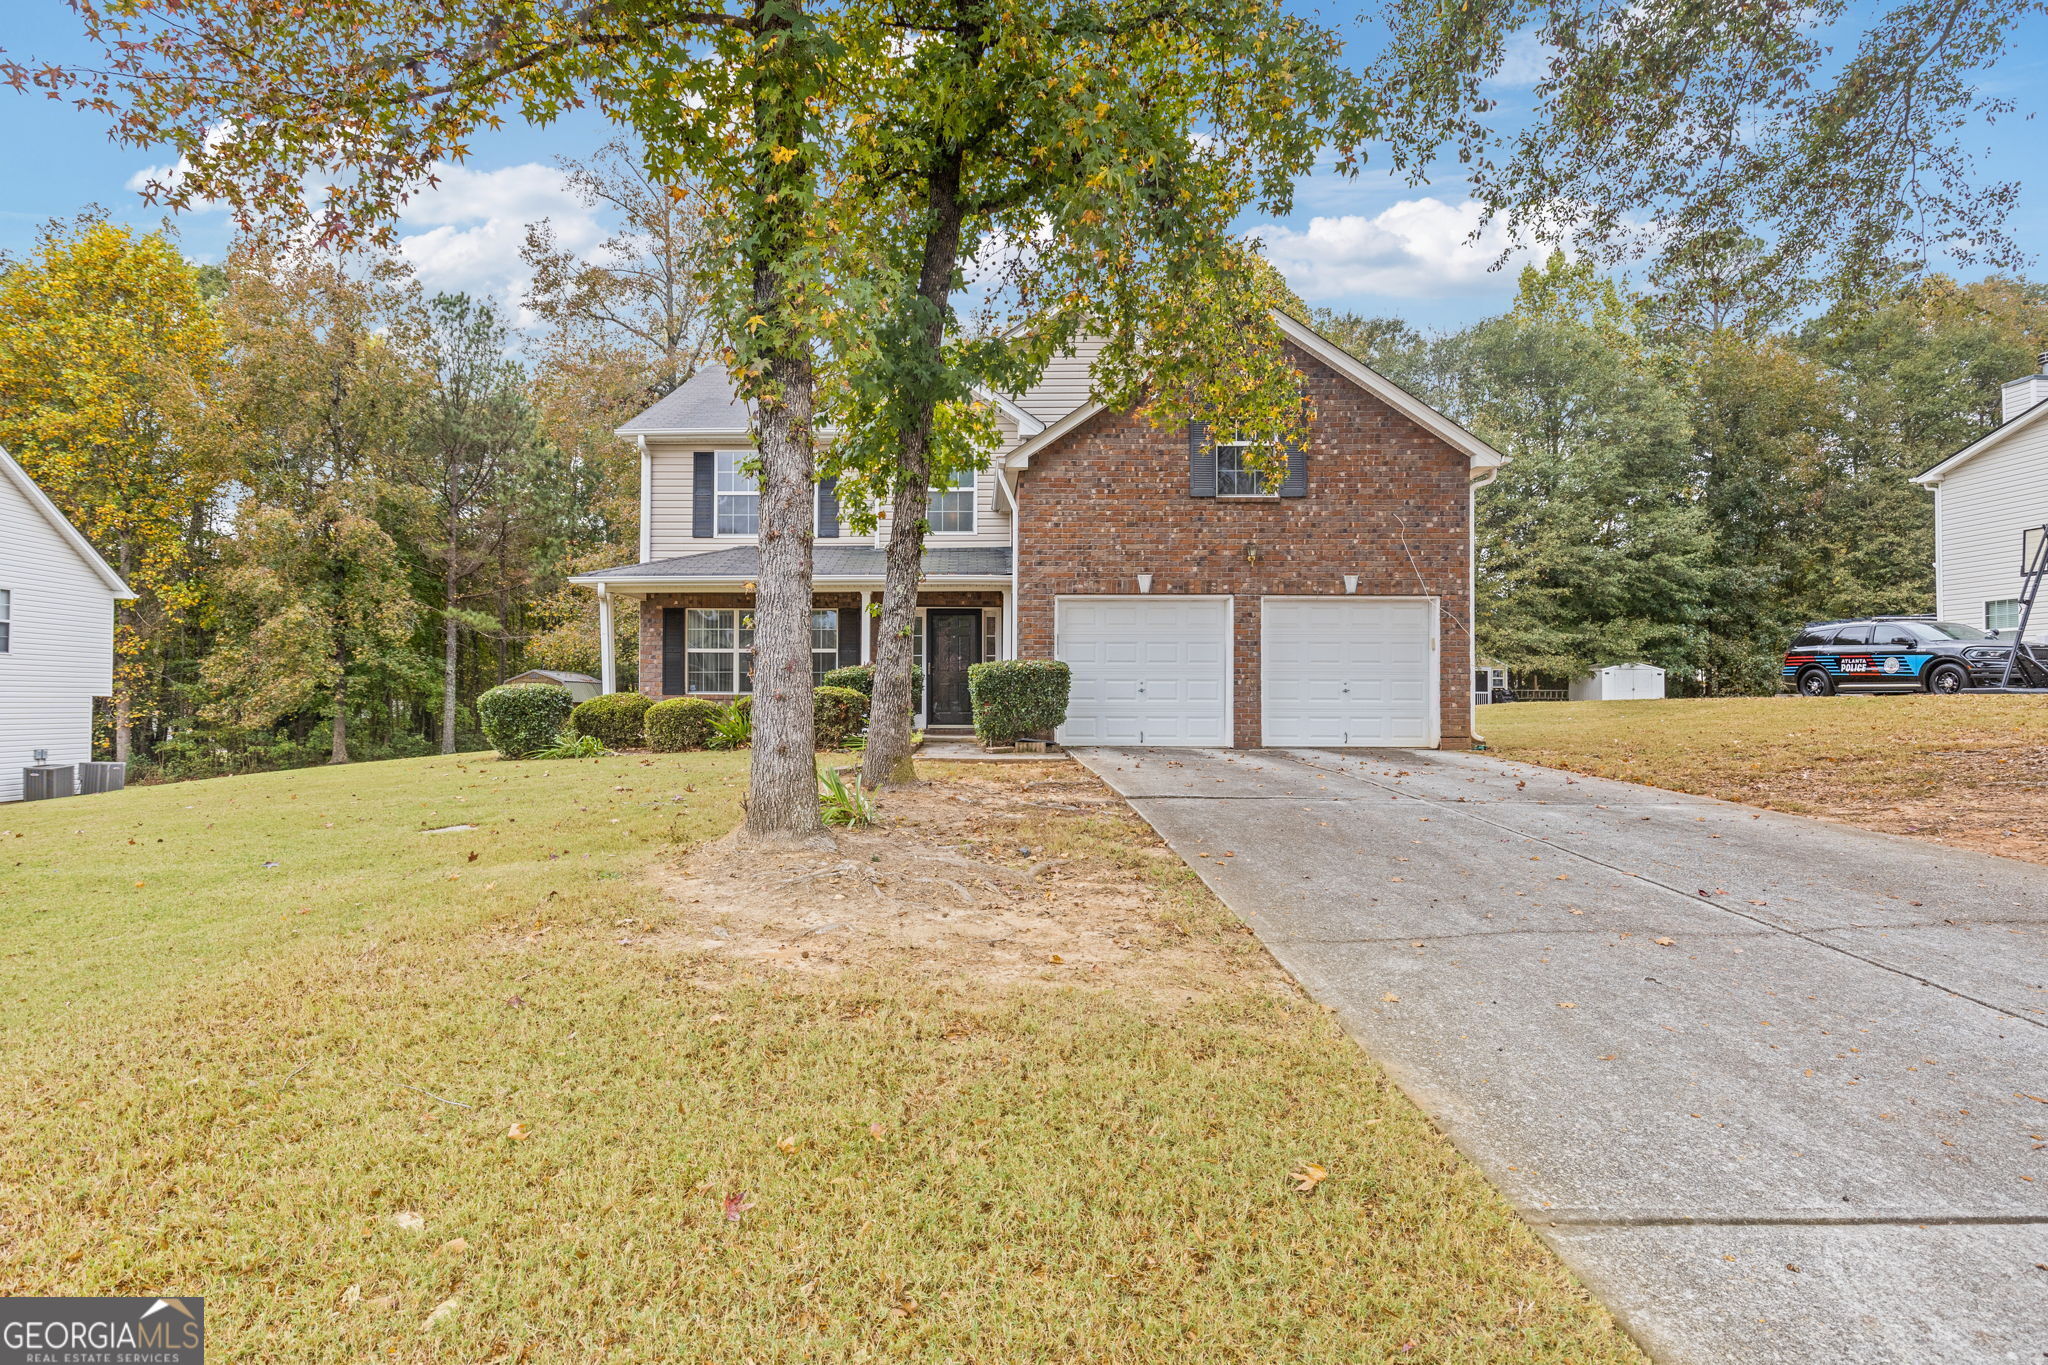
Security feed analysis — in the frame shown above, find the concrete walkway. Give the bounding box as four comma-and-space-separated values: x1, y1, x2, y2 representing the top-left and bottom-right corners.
1073, 746, 2048, 1365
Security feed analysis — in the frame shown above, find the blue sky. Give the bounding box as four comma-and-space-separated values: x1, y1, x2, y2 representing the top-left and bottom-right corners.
4, 2, 2044, 333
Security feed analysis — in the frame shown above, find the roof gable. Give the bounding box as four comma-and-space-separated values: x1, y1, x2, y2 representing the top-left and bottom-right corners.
1912, 397, 2048, 485
0, 445, 136, 598
615, 359, 752, 437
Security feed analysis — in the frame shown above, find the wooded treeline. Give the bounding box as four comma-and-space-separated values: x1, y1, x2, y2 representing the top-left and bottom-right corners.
0, 145, 694, 777
1323, 254, 2048, 694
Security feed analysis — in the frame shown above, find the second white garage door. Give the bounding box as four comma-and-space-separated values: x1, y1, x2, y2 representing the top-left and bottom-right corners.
1261, 598, 1437, 747
1055, 596, 1232, 747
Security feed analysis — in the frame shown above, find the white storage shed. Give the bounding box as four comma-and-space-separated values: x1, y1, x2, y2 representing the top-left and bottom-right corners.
1568, 664, 1666, 701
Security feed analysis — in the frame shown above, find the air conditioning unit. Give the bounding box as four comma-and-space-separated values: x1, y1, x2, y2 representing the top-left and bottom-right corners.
22, 765, 77, 801
78, 761, 127, 795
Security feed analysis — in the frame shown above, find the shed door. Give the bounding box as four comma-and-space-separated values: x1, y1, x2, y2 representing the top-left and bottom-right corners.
1261, 598, 1436, 747
1055, 597, 1231, 747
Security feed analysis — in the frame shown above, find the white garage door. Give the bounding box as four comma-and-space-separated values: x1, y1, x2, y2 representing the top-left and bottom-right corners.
1055, 596, 1232, 747
1262, 598, 1436, 747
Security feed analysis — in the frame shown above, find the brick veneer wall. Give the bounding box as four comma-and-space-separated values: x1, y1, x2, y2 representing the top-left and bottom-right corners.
633, 589, 1004, 699
1014, 342, 1477, 749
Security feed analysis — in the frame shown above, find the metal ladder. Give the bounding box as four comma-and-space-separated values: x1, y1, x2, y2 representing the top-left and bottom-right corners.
1995, 524, 2048, 688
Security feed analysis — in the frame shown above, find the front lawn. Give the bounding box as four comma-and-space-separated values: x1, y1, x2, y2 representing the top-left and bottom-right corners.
1480, 693, 2048, 864
0, 753, 1639, 1362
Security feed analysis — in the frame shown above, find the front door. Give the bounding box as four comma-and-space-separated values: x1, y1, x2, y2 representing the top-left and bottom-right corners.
925, 610, 981, 726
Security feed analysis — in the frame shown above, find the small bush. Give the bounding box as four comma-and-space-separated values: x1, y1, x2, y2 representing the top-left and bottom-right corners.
708, 701, 753, 751
534, 731, 606, 759
478, 684, 575, 759
818, 766, 876, 827
645, 697, 724, 752
822, 663, 924, 699
571, 691, 654, 748
813, 685, 870, 749
967, 659, 1071, 744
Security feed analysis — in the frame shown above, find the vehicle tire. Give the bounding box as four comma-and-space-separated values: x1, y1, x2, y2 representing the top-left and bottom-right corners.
1796, 667, 1835, 697
1925, 662, 1968, 695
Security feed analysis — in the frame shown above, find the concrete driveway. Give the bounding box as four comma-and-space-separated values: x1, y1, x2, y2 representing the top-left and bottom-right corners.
1073, 746, 2048, 1365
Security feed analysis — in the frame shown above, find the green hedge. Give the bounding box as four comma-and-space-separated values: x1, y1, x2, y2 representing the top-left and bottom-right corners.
966, 660, 1071, 744
813, 686, 870, 748
645, 697, 725, 752
570, 691, 654, 748
478, 684, 575, 759
822, 662, 924, 699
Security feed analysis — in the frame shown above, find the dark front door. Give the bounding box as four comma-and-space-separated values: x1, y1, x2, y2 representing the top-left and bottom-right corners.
926, 610, 981, 726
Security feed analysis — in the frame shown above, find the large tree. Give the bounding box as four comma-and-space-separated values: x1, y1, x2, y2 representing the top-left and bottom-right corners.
0, 218, 222, 761
831, 0, 1371, 785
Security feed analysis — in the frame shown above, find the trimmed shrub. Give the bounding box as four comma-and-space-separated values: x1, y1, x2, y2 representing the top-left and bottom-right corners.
813, 686, 870, 748
645, 697, 724, 752
822, 662, 924, 699
571, 691, 654, 748
478, 684, 575, 759
966, 659, 1071, 744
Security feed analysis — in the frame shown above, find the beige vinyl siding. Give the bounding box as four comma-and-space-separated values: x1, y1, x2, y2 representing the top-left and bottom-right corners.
1932, 417, 2048, 640
1013, 336, 1104, 424
0, 474, 120, 802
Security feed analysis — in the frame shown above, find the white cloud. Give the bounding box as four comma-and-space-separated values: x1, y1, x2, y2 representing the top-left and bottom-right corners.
126, 155, 608, 322
1486, 28, 1554, 89
1249, 198, 1545, 301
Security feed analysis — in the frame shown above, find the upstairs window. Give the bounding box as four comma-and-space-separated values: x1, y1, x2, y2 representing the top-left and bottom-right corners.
714, 452, 759, 535
1215, 440, 1273, 496
927, 468, 976, 534
0, 589, 9, 652
1987, 599, 2022, 632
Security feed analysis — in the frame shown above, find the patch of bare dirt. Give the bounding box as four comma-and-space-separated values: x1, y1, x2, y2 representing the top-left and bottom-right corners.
642, 764, 1281, 997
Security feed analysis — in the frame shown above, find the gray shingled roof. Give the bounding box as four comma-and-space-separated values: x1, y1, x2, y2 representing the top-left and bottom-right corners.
576, 545, 1012, 581
615, 359, 751, 435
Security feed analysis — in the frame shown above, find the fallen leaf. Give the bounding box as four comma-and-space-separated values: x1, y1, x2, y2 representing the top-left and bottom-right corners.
437, 1237, 468, 1256
868, 1122, 887, 1139
366, 1294, 401, 1313
422, 1296, 459, 1329
1654, 937, 1675, 946
340, 1284, 361, 1307
1381, 991, 1401, 1003
391, 1211, 425, 1231
777, 1135, 798, 1153
506, 1122, 530, 1141
1048, 953, 1064, 964
1557, 1002, 1578, 1009
723, 1191, 755, 1222
1290, 1163, 1329, 1193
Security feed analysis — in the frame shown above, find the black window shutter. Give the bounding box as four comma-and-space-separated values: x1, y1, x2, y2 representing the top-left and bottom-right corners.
1188, 420, 1216, 497
692, 451, 715, 538
837, 607, 861, 667
661, 607, 687, 695
817, 476, 841, 538
1280, 437, 1309, 497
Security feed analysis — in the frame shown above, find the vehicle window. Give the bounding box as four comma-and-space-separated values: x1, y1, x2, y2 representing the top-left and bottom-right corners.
1830, 624, 1871, 646
1790, 628, 1830, 648
1919, 620, 1992, 640
1872, 624, 1919, 646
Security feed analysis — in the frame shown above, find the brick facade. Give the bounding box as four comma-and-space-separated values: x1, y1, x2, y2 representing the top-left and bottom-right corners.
1014, 343, 1476, 749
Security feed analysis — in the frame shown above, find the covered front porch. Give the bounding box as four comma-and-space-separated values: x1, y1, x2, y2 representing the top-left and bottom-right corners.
570, 545, 1015, 731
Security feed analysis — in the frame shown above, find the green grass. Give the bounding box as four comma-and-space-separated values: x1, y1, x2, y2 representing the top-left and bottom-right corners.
0, 754, 1641, 1363
1480, 693, 2048, 812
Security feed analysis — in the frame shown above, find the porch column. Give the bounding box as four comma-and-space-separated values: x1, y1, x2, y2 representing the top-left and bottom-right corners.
859, 590, 872, 663
597, 585, 616, 694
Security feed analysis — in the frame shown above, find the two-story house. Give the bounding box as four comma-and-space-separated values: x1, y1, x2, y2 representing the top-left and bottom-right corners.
571, 311, 1505, 749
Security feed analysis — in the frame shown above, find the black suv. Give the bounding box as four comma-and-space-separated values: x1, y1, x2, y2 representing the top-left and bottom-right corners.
1782, 617, 2034, 696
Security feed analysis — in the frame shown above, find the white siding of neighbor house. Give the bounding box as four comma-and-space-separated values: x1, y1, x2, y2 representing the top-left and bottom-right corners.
642, 437, 1017, 560
1932, 414, 2048, 640
0, 474, 120, 802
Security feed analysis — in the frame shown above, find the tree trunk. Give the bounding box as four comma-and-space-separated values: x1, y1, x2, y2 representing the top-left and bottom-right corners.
113, 543, 134, 764
441, 565, 460, 755
329, 676, 351, 764
741, 0, 826, 842
862, 144, 967, 789
113, 692, 132, 765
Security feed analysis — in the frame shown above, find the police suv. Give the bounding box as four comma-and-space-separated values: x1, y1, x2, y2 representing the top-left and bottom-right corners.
1782, 617, 2024, 696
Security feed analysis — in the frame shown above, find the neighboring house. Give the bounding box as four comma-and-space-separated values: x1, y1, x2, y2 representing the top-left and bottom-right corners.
0, 445, 135, 801
503, 669, 603, 704
571, 312, 1505, 749
1911, 353, 2048, 639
